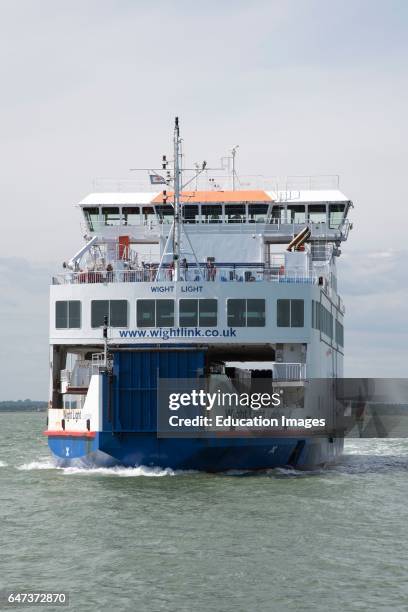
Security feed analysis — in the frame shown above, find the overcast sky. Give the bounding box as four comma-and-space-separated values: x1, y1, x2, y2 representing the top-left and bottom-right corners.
0, 0, 407, 399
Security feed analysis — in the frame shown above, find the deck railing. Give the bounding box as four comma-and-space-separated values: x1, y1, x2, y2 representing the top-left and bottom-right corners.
272, 363, 307, 382
90, 174, 340, 193
52, 266, 320, 286
60, 356, 112, 393
82, 218, 350, 239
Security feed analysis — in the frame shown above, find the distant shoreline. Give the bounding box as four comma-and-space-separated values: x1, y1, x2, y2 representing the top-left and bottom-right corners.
0, 401, 47, 413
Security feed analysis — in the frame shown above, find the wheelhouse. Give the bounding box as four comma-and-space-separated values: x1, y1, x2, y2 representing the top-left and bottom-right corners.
80, 190, 351, 232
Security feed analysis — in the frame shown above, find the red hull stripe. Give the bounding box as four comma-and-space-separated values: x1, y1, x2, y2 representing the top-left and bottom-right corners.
43, 430, 96, 439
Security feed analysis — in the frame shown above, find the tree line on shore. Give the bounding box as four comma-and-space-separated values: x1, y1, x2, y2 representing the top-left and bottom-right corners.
0, 400, 47, 412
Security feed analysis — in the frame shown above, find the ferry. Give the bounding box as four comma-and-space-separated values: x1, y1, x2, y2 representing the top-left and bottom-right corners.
45, 118, 352, 470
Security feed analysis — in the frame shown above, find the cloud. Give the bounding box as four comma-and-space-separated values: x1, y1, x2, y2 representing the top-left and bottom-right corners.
345, 330, 408, 378
0, 258, 51, 296
339, 250, 408, 376
0, 258, 51, 400
339, 250, 407, 296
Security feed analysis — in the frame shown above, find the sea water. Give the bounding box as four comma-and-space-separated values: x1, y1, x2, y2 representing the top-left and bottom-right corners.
0, 412, 407, 611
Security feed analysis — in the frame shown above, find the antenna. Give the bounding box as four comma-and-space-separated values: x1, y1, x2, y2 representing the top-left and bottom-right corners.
194, 162, 200, 190
155, 118, 204, 283
173, 116, 182, 281
231, 145, 239, 191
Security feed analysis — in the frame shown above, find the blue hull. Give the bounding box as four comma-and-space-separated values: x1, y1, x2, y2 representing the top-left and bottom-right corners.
48, 434, 344, 471
48, 347, 344, 471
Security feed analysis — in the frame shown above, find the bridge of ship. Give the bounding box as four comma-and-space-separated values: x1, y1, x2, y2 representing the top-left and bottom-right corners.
78, 188, 352, 242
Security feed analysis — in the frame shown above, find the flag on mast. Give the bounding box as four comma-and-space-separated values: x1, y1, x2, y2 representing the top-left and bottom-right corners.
149, 172, 166, 185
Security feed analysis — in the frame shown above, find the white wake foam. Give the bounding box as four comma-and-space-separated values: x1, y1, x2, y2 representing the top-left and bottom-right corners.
344, 438, 408, 456
0, 460, 8, 467
17, 458, 61, 471
16, 458, 181, 477
62, 465, 177, 477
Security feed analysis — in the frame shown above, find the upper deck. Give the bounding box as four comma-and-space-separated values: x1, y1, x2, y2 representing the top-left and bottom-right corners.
52, 177, 352, 290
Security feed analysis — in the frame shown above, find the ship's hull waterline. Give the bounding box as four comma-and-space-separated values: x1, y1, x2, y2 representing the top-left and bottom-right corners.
48, 434, 344, 471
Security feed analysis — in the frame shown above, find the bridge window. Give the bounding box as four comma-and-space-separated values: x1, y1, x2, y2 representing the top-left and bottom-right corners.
248, 204, 268, 223
155, 205, 174, 224
55, 301, 81, 329
277, 299, 304, 327
83, 207, 99, 231
225, 204, 245, 223
271, 205, 285, 223
137, 300, 174, 327
227, 299, 265, 327
308, 205, 326, 223
91, 300, 128, 327
142, 206, 155, 224
202, 204, 222, 223
179, 299, 217, 327
287, 205, 306, 224
102, 207, 121, 226
329, 204, 345, 229
183, 205, 199, 224
123, 207, 140, 225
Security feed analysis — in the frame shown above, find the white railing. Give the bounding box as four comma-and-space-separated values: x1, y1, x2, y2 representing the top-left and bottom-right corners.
272, 363, 307, 382
61, 360, 93, 390
91, 353, 113, 373
311, 243, 334, 263
82, 218, 349, 238
60, 357, 111, 393
90, 174, 340, 193
82, 220, 161, 235
52, 267, 320, 285
60, 369, 71, 385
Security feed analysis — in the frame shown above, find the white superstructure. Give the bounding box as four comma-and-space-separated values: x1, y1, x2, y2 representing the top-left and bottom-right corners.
48, 120, 352, 444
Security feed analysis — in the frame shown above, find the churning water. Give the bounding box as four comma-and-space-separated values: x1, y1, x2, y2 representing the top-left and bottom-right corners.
1, 412, 407, 611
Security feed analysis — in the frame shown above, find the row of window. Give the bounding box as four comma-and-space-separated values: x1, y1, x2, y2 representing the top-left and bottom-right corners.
55, 298, 343, 339
136, 299, 220, 328
83, 203, 346, 229
55, 299, 266, 329
83, 205, 271, 229
312, 300, 344, 346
